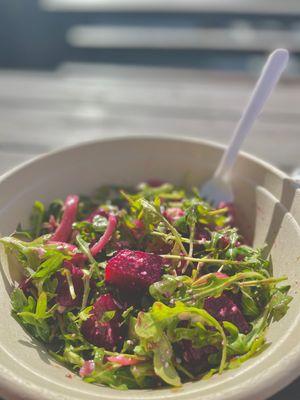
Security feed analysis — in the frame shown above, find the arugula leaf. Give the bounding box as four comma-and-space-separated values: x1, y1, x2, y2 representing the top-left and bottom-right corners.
36, 291, 48, 317
45, 199, 63, 222
16, 291, 52, 342
131, 362, 155, 388
268, 287, 293, 322
11, 288, 29, 313
32, 253, 65, 279
153, 333, 181, 387
135, 312, 160, 339
78, 306, 93, 321
63, 345, 84, 367
241, 287, 261, 318
151, 301, 227, 372
30, 201, 45, 238
76, 234, 97, 267
100, 310, 116, 323
135, 311, 181, 386
135, 198, 187, 256
136, 182, 176, 200
85, 364, 138, 390
226, 314, 267, 357
73, 215, 108, 242
0, 236, 41, 272
149, 274, 190, 302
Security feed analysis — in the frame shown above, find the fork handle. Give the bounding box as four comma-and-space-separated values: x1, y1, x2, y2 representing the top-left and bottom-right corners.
214, 48, 289, 181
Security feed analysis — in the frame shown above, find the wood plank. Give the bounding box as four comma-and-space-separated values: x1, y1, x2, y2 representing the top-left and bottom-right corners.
0, 104, 299, 169
67, 25, 300, 52
40, 0, 300, 15
0, 69, 298, 173
0, 71, 299, 120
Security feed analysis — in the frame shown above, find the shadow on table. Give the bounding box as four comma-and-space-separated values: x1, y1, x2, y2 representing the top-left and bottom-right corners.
270, 377, 300, 400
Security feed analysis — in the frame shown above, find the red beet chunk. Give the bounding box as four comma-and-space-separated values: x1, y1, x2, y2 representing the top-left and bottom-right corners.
81, 293, 124, 350
146, 179, 164, 187
204, 293, 250, 334
92, 293, 122, 318
105, 250, 163, 293
56, 261, 84, 308
177, 340, 217, 374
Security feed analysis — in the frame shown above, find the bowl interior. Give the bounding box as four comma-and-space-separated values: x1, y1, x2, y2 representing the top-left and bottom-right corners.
0, 137, 299, 400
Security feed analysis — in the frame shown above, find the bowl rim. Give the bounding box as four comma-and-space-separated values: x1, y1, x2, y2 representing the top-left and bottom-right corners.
0, 134, 298, 400
0, 134, 289, 186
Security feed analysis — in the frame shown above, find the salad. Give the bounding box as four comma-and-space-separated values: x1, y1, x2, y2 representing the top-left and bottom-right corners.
0, 182, 292, 389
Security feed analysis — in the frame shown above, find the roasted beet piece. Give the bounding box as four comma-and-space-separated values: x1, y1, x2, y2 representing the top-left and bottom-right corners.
56, 261, 84, 308
145, 236, 172, 255
204, 293, 250, 334
177, 340, 217, 374
146, 179, 164, 187
105, 250, 163, 293
81, 293, 124, 350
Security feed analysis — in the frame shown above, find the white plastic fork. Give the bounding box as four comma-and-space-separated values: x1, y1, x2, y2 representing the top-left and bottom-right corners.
200, 48, 289, 207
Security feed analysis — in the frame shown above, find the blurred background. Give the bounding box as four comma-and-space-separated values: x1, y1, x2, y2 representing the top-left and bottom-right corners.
0, 1, 300, 398
0, 0, 299, 178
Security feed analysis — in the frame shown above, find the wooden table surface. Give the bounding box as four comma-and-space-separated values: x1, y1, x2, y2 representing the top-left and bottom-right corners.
0, 65, 299, 176
0, 65, 299, 399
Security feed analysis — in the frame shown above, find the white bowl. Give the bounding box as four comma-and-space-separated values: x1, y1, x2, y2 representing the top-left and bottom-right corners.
0, 136, 299, 400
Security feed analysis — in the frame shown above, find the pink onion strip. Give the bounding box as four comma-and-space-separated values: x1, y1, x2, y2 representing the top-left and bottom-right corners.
51, 195, 79, 242
90, 214, 117, 257
107, 355, 142, 366
79, 360, 95, 377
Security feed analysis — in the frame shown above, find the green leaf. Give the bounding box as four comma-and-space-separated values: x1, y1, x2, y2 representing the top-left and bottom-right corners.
16, 292, 51, 343
43, 277, 58, 295
92, 215, 108, 232
36, 291, 48, 318
135, 312, 160, 339
63, 345, 84, 367
100, 310, 116, 322
78, 306, 93, 321
228, 334, 267, 370
30, 201, 45, 238
11, 288, 28, 313
0, 236, 41, 271
268, 288, 293, 322
76, 234, 97, 265
241, 287, 260, 318
149, 274, 190, 302
32, 253, 65, 279
134, 310, 181, 386
131, 362, 155, 388
227, 313, 267, 356
45, 199, 63, 221
151, 301, 227, 373
153, 333, 181, 387
137, 198, 186, 255
122, 306, 134, 320
73, 215, 108, 242
86, 364, 138, 390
